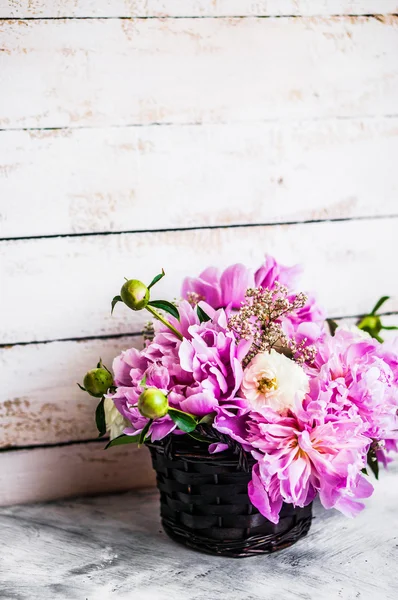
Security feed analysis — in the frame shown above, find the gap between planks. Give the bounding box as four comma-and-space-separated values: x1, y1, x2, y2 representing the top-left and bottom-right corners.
0, 311, 396, 349
1, 113, 398, 134
1, 14, 397, 21
1, 220, 397, 344
1, 214, 397, 244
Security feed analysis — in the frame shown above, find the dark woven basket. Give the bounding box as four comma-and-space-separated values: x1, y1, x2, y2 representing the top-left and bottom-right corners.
148, 432, 312, 558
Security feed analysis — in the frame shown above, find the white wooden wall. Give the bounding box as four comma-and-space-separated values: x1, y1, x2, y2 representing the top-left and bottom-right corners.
0, 1, 397, 506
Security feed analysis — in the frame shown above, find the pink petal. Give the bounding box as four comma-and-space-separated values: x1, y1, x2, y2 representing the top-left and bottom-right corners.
149, 418, 177, 442
180, 391, 219, 416
209, 443, 229, 454
248, 464, 283, 524
178, 339, 195, 372
220, 264, 254, 309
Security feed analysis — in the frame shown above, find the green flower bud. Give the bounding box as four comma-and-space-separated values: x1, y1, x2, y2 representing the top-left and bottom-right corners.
138, 388, 169, 419
357, 315, 382, 337
121, 279, 150, 311
83, 368, 113, 398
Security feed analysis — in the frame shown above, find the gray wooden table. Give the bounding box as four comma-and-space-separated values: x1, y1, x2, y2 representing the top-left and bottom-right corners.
1, 462, 397, 600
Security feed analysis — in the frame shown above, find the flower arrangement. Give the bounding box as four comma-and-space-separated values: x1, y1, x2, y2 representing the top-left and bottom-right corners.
79, 255, 397, 552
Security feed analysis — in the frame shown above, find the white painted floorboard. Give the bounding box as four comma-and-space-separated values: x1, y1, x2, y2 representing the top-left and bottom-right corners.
0, 460, 397, 600
3, 1, 398, 18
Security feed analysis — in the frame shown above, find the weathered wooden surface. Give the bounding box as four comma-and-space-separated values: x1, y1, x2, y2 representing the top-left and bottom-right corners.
1, 119, 397, 238
1, 219, 397, 345
1, 316, 397, 450
0, 336, 140, 448
1, 17, 397, 129
0, 441, 155, 506
0, 462, 397, 599
2, 0, 398, 18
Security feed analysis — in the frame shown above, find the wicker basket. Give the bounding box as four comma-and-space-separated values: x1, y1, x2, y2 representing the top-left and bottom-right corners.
148, 433, 312, 558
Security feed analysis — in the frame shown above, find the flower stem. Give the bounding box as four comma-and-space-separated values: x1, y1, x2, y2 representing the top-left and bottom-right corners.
145, 305, 183, 341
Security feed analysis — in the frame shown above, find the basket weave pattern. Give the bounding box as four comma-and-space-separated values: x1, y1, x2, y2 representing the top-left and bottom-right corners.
149, 436, 312, 557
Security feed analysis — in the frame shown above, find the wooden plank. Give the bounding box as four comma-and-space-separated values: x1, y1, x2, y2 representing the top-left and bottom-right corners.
0, 336, 141, 448
2, 1, 398, 18
1, 17, 397, 129
1, 219, 397, 344
1, 119, 398, 238
1, 315, 396, 449
0, 470, 397, 598
0, 440, 155, 506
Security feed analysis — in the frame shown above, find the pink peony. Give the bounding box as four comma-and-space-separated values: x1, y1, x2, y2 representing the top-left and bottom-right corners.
254, 254, 302, 290
181, 255, 301, 310
110, 302, 250, 439
182, 263, 254, 310
182, 255, 325, 337
310, 328, 398, 444
247, 406, 372, 523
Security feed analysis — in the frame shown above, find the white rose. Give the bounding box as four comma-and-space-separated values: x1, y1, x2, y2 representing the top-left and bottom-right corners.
241, 349, 309, 414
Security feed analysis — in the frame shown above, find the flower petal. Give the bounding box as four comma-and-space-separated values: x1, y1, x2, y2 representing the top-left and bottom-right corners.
248, 464, 283, 524
180, 391, 218, 417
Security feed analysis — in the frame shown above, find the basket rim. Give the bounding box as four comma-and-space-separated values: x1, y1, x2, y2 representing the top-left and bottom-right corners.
147, 437, 256, 468
147, 425, 254, 470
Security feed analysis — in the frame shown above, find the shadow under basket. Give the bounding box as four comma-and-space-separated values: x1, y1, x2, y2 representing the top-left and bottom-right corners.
148, 435, 312, 558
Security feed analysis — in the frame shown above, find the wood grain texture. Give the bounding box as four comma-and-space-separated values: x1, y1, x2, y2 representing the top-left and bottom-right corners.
0, 336, 141, 448
2, 0, 398, 18
1, 118, 398, 238
0, 440, 155, 506
1, 219, 396, 345
1, 16, 397, 129
0, 468, 397, 599
1, 316, 396, 449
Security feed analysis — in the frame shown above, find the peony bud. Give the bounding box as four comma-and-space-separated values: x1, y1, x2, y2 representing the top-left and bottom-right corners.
357, 315, 382, 337
82, 368, 113, 398
138, 388, 169, 419
121, 279, 150, 311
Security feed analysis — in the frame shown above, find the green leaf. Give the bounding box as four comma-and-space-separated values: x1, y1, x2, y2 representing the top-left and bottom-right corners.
95, 397, 107, 437
148, 269, 165, 290
111, 295, 123, 315
197, 305, 211, 323
199, 412, 216, 425
326, 318, 339, 336
147, 300, 179, 320
105, 433, 141, 449
169, 408, 197, 433
77, 383, 86, 392
381, 325, 398, 331
139, 374, 147, 388
367, 449, 379, 480
361, 467, 368, 476
370, 295, 390, 315
139, 419, 152, 445
188, 431, 212, 444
